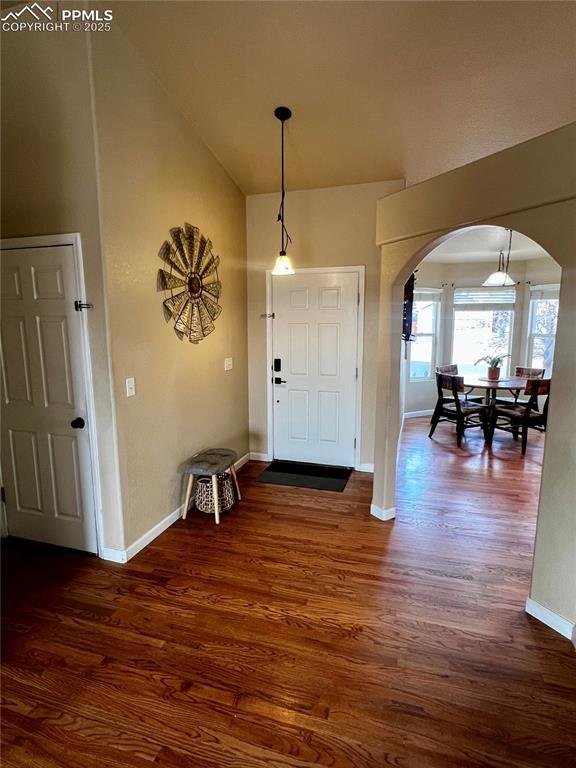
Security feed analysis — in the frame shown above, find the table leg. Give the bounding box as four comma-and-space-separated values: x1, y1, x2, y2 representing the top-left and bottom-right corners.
212, 474, 220, 525
486, 387, 497, 444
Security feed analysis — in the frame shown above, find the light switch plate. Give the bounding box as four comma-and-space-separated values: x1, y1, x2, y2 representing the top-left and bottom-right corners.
126, 377, 136, 397
224, 357, 233, 371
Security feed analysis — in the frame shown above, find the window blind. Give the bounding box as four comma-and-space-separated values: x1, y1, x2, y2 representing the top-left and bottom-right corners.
415, 289, 441, 302
529, 284, 560, 301
453, 287, 516, 305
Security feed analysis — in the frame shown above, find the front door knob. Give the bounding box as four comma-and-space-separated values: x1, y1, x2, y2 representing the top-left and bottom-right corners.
70, 417, 85, 429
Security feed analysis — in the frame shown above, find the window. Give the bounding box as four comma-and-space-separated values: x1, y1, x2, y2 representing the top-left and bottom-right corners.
452, 287, 515, 378
528, 285, 559, 374
409, 291, 440, 380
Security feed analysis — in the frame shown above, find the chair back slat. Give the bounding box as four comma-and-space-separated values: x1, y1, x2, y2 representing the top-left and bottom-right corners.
524, 378, 551, 397
438, 373, 464, 393
436, 364, 458, 375
515, 366, 545, 379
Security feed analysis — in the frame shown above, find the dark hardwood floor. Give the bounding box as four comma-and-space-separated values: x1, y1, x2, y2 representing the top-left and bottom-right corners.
2, 419, 575, 767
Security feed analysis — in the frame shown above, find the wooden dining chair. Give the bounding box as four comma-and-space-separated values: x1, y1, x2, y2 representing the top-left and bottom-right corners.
429, 373, 489, 447
489, 378, 550, 454
495, 366, 545, 407
435, 365, 483, 403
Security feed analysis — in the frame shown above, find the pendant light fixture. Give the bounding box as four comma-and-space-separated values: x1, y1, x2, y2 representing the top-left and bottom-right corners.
272, 106, 294, 276
482, 228, 515, 287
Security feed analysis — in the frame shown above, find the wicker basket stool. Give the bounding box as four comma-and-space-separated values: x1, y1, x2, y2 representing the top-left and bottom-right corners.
195, 474, 236, 515
181, 448, 240, 525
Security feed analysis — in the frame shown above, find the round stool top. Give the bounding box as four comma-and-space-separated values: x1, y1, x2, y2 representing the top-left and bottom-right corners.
183, 448, 237, 475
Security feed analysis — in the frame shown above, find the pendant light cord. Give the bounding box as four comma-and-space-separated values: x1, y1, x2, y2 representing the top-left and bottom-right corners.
277, 117, 292, 254
498, 229, 513, 274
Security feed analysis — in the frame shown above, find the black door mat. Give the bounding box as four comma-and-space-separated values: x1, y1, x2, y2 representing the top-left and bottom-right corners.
255, 460, 352, 492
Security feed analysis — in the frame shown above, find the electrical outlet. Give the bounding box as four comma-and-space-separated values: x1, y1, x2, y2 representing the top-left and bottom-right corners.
126, 377, 136, 397
224, 357, 233, 371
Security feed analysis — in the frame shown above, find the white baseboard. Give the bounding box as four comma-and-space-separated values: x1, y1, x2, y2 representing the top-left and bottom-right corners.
99, 546, 127, 564
100, 504, 183, 563
403, 409, 434, 419
525, 597, 575, 641
370, 503, 396, 521
126, 505, 183, 561
235, 452, 250, 470
250, 452, 271, 462
356, 463, 374, 473
100, 455, 251, 565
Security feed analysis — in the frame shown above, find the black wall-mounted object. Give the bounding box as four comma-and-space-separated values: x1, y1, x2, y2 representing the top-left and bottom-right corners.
74, 301, 93, 312
274, 358, 282, 372
402, 272, 417, 342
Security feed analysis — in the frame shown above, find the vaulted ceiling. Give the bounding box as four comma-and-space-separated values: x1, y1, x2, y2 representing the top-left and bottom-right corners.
115, 1, 576, 194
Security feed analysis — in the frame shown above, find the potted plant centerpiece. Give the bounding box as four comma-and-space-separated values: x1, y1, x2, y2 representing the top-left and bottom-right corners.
475, 354, 510, 381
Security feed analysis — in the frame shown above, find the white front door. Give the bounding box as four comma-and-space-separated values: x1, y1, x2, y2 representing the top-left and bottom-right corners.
272, 270, 359, 467
1, 244, 98, 552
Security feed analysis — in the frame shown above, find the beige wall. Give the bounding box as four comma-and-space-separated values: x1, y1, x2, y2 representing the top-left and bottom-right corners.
246, 180, 403, 465
1, 24, 249, 552
373, 124, 576, 629
0, 31, 124, 550
91, 26, 248, 546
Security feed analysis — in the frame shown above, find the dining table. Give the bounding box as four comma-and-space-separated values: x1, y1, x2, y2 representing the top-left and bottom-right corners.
462, 376, 533, 406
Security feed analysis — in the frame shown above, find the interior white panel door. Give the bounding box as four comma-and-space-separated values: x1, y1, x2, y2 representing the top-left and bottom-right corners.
1, 245, 97, 552
272, 271, 359, 466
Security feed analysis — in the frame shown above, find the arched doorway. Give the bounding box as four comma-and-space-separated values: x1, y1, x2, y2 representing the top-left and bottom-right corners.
372, 222, 563, 521
369, 138, 576, 640
400, 226, 560, 427
390, 226, 561, 606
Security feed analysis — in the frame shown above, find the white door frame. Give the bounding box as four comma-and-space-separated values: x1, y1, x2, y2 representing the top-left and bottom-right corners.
265, 265, 365, 469
0, 232, 103, 555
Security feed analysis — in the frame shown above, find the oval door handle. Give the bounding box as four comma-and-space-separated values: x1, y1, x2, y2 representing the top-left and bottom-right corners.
70, 417, 85, 429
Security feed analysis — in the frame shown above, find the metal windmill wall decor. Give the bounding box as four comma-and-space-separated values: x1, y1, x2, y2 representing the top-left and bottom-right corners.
157, 223, 222, 344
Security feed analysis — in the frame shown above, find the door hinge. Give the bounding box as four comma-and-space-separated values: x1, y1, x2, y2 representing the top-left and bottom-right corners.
74, 300, 94, 312
1, 486, 5, 503
354, 438, 357, 449
355, 367, 358, 380
357, 293, 360, 306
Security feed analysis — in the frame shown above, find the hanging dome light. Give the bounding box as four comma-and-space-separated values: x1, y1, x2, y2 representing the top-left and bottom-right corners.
272, 106, 294, 276
272, 252, 294, 275
483, 229, 515, 286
